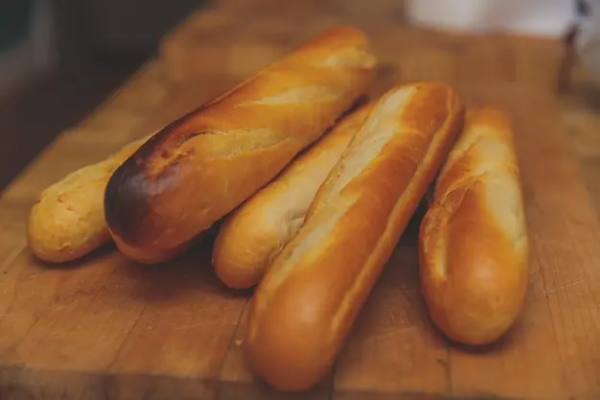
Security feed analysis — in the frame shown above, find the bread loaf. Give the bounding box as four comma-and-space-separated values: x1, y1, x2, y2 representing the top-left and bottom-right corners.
104, 25, 377, 264
27, 136, 149, 263
244, 82, 465, 391
419, 106, 529, 346
212, 102, 374, 289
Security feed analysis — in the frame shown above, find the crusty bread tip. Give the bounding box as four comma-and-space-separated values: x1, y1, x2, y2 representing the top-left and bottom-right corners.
27, 136, 149, 263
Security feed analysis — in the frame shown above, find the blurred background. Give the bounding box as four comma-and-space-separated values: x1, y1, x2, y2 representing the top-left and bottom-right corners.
0, 0, 597, 194
0, 0, 203, 189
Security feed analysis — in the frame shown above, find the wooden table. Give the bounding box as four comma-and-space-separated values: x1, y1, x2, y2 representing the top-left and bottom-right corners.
1, 6, 600, 400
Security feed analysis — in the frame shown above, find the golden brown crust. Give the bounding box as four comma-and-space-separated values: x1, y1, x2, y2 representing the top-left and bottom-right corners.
104, 25, 377, 264
211, 102, 374, 289
27, 136, 150, 263
418, 106, 529, 346
243, 82, 465, 391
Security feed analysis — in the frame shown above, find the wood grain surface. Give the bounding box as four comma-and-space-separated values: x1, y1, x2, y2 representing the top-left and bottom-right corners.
1, 6, 600, 400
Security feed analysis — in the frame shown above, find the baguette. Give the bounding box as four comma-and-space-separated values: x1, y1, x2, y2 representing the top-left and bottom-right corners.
212, 102, 374, 289
418, 106, 529, 346
104, 25, 377, 264
244, 82, 465, 391
27, 136, 150, 263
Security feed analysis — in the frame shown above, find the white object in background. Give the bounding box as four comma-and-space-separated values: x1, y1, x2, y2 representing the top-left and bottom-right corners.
405, 0, 575, 37
575, 0, 600, 83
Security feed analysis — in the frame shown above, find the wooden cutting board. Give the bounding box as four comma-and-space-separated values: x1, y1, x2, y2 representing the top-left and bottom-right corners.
1, 12, 600, 400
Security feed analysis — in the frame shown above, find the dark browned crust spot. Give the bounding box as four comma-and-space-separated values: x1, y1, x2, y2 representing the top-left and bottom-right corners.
104, 104, 208, 244
105, 156, 152, 244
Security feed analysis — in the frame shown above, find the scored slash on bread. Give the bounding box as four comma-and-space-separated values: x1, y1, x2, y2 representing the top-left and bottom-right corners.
244, 81, 465, 391
418, 106, 529, 346
212, 101, 375, 289
103, 25, 378, 265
